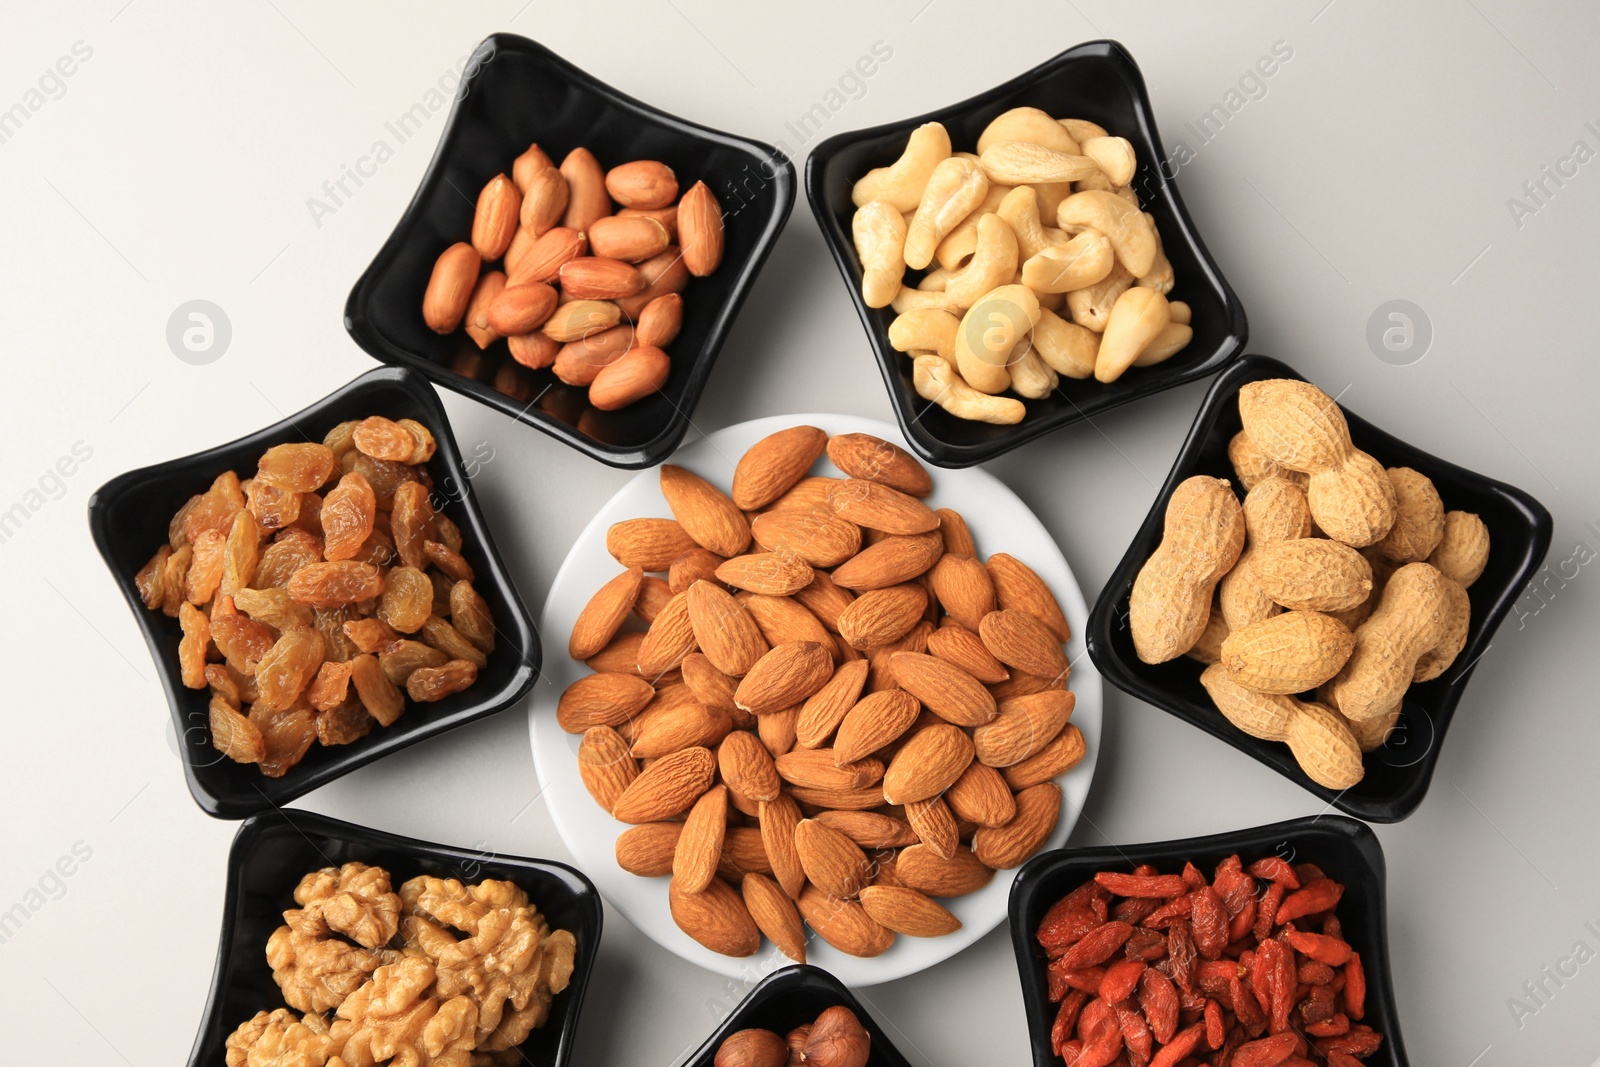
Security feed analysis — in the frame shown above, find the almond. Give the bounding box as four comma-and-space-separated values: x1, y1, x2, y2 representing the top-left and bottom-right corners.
557, 672, 654, 732
734, 641, 834, 715
826, 433, 933, 497
616, 246, 690, 318
681, 653, 738, 712
731, 425, 829, 510
798, 884, 894, 957
866, 622, 932, 692
986, 552, 1071, 642
926, 624, 1009, 684
615, 822, 682, 876
881, 723, 974, 805
669, 548, 725, 593
422, 242, 480, 333
832, 688, 920, 764
559, 256, 646, 300
634, 291, 682, 348
756, 706, 799, 757
741, 872, 807, 964
486, 281, 559, 335
937, 508, 978, 557
611, 745, 716, 823
559, 146, 610, 232
759, 794, 806, 899
585, 631, 648, 677
980, 609, 1069, 679
471, 173, 520, 260
987, 670, 1067, 701
717, 826, 773, 878
888, 652, 997, 727
831, 530, 944, 591
661, 464, 751, 558
794, 818, 872, 898
512, 143, 555, 192
770, 476, 842, 514
518, 165, 568, 235
716, 729, 780, 802
827, 479, 939, 535
750, 509, 861, 569
741, 594, 833, 649
569, 566, 644, 660
793, 572, 857, 630
1002, 722, 1085, 789
605, 159, 678, 209
837, 583, 929, 650
633, 575, 674, 623
669, 875, 759, 957
589, 214, 670, 262
894, 843, 994, 897
785, 783, 885, 810
776, 748, 884, 791
973, 689, 1075, 767
542, 299, 622, 343
972, 782, 1061, 869
637, 590, 697, 678
928, 555, 997, 632
630, 703, 731, 758
794, 659, 870, 749
673, 785, 728, 893
944, 761, 1017, 827
686, 580, 768, 676
715, 553, 814, 596
678, 180, 725, 277
508, 226, 587, 285
577, 725, 637, 814
858, 884, 962, 937
814, 810, 918, 848
607, 517, 698, 570
904, 795, 959, 859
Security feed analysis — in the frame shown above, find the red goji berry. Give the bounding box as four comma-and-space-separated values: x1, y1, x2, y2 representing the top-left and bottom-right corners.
1077, 995, 1115, 1041
1148, 1022, 1205, 1067
1284, 929, 1353, 966
1230, 897, 1259, 943
1276, 878, 1343, 924
1191, 887, 1230, 960
1297, 960, 1334, 985
1247, 856, 1301, 888
1124, 927, 1167, 961
1140, 894, 1193, 930
1343, 951, 1367, 1021
1255, 881, 1286, 941
1040, 904, 1107, 954
1315, 1024, 1382, 1057
1061, 921, 1136, 968
1076, 1000, 1125, 1067
1113, 894, 1163, 925
1167, 919, 1198, 995
1231, 1031, 1299, 1067
1323, 1051, 1365, 1067
1051, 989, 1088, 1054
1306, 1012, 1350, 1037
1116, 1001, 1154, 1067
1100, 958, 1147, 1003
1061, 965, 1108, 994
1096, 871, 1190, 897
1204, 999, 1225, 1049
1301, 982, 1338, 1024
1232, 974, 1267, 1037
1138, 968, 1180, 1045
1214, 864, 1258, 916
1182, 861, 1207, 889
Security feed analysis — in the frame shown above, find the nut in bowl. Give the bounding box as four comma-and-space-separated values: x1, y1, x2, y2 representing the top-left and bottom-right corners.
530, 414, 1101, 984
807, 40, 1246, 467
1086, 356, 1552, 822
347, 34, 795, 469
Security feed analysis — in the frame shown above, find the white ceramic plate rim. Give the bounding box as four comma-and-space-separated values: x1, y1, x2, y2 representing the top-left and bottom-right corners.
529, 414, 1101, 986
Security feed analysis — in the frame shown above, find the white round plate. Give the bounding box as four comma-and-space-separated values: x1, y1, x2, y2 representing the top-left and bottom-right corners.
529, 414, 1101, 986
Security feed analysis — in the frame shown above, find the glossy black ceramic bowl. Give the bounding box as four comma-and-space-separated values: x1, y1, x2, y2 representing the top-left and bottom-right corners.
346, 33, 794, 469
87, 366, 539, 819
679, 964, 914, 1067
1009, 816, 1409, 1067
807, 40, 1247, 468
1086, 355, 1552, 822
185, 809, 600, 1067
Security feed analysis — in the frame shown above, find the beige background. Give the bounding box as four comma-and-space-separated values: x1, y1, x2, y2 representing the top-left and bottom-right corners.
1, 1, 1597, 1063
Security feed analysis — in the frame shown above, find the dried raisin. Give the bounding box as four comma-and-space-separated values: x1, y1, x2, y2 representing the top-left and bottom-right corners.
378, 640, 449, 686
405, 659, 478, 702
423, 539, 474, 582
448, 581, 494, 653
352, 416, 417, 462
185, 528, 226, 605
349, 653, 404, 726
251, 626, 326, 712
288, 561, 384, 608
321, 472, 376, 561
256, 443, 335, 493
245, 479, 301, 531
210, 695, 264, 764
177, 602, 210, 689
390, 481, 435, 570
377, 566, 432, 634
220, 509, 261, 597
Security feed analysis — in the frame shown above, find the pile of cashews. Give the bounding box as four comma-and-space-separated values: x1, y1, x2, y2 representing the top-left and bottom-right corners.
850, 108, 1192, 425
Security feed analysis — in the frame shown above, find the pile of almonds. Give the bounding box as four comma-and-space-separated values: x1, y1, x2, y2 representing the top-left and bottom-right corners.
422, 142, 724, 411
557, 425, 1085, 960
714, 1005, 869, 1067
1130, 378, 1490, 789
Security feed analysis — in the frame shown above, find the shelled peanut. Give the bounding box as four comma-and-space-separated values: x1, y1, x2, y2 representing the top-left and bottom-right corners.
850, 109, 1194, 425
1129, 378, 1489, 788
422, 143, 724, 411
559, 427, 1085, 960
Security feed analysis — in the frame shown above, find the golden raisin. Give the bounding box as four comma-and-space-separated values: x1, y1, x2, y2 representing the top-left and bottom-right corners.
252, 626, 327, 712
352, 417, 417, 462
220, 510, 262, 598
323, 420, 359, 457
378, 566, 432, 634
185, 529, 227, 605
397, 419, 436, 464
315, 606, 362, 663
256, 531, 323, 589
433, 511, 464, 554
234, 587, 314, 631
390, 482, 435, 571
289, 492, 324, 538
350, 527, 397, 568
306, 661, 352, 712
178, 602, 211, 689
406, 660, 478, 702
316, 699, 374, 746
136, 546, 169, 610
423, 540, 474, 582
349, 653, 405, 726
343, 618, 400, 655
246, 480, 302, 532
345, 453, 418, 510
211, 613, 276, 675
378, 641, 449, 686
257, 443, 336, 493
420, 617, 488, 669
322, 473, 377, 561
206, 662, 250, 707
448, 581, 495, 654
210, 695, 265, 764
161, 545, 191, 617
181, 470, 246, 545
255, 704, 318, 777
288, 562, 385, 608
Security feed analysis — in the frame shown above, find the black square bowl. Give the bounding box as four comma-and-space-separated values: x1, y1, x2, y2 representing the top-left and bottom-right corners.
1009, 816, 1409, 1067
680, 964, 913, 1067
806, 39, 1247, 468
1086, 355, 1552, 822
345, 33, 795, 470
87, 366, 540, 819
185, 808, 601, 1067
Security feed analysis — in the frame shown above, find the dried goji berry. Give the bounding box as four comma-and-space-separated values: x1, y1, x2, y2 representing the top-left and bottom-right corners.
1166, 920, 1197, 995
1124, 927, 1167, 961
1191, 887, 1230, 960
1060, 965, 1108, 994
1204, 999, 1224, 1049
1257, 938, 1295, 1034
1077, 995, 1115, 1042
1255, 881, 1286, 941
1214, 864, 1257, 916
1057, 877, 1115, 916
1231, 1031, 1298, 1067
1231, 975, 1266, 1038
1060, 921, 1136, 969
1301, 982, 1337, 1025
1056, 1039, 1083, 1062
1315, 1024, 1382, 1057
1276, 878, 1343, 924
1283, 929, 1352, 966
1323, 1051, 1365, 1067
1040, 903, 1104, 954
1343, 951, 1367, 1021
1322, 913, 1343, 941
1230, 898, 1258, 944
1113, 895, 1163, 925
1247, 856, 1301, 888
1148, 1022, 1204, 1067
1138, 968, 1180, 1045
1293, 863, 1326, 884
1096, 872, 1189, 898
1140, 894, 1193, 929
1115, 1002, 1153, 1067
1100, 958, 1146, 1003
1305, 1012, 1350, 1037
1052, 989, 1088, 1051
1297, 960, 1335, 986
1181, 861, 1206, 889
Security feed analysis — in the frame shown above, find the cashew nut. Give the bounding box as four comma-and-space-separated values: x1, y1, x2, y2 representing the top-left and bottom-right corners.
913, 354, 1026, 425
1007, 338, 1058, 399
1081, 136, 1137, 186
1032, 308, 1100, 379
1056, 190, 1157, 277
890, 285, 963, 316
942, 213, 1019, 309
852, 122, 952, 212
955, 283, 1040, 394
1133, 322, 1193, 367
977, 106, 1081, 156
919, 268, 951, 292
934, 183, 1011, 270
1059, 118, 1108, 144
1033, 286, 1066, 313
1020, 231, 1115, 294
904, 157, 989, 270
1168, 300, 1192, 326
1135, 211, 1174, 292
1034, 182, 1074, 223
1095, 287, 1170, 383
1066, 261, 1134, 331
888, 307, 960, 360
1074, 169, 1141, 207
979, 142, 1099, 185
852, 201, 907, 309
997, 187, 1071, 260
